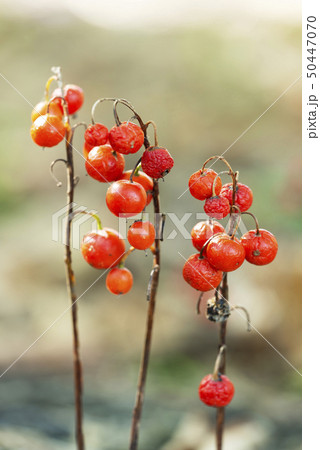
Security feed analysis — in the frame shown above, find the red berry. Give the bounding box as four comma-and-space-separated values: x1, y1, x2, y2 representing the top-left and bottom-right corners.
83, 141, 94, 159
31, 100, 63, 122
206, 234, 245, 272
120, 170, 154, 206
188, 169, 222, 200
30, 114, 65, 147
52, 84, 84, 115
127, 221, 155, 250
141, 146, 174, 179
106, 180, 147, 218
204, 196, 230, 219
81, 228, 125, 269
182, 253, 223, 292
220, 183, 253, 212
191, 221, 225, 252
199, 374, 234, 407
109, 122, 144, 154
84, 123, 109, 147
240, 229, 278, 265
85, 145, 125, 182
106, 267, 133, 295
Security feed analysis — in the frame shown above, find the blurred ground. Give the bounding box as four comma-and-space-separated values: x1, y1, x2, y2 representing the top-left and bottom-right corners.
0, 2, 301, 449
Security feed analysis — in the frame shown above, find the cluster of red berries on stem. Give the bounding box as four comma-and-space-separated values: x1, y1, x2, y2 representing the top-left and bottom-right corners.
30, 67, 173, 450
79, 98, 173, 295
183, 155, 278, 419
184, 156, 278, 296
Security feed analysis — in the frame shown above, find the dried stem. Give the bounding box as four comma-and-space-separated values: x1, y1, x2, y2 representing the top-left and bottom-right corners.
241, 211, 260, 236
64, 127, 85, 450
216, 276, 228, 450
129, 131, 162, 450
196, 292, 204, 315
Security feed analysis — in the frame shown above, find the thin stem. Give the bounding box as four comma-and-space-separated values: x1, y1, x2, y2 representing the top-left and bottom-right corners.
69, 209, 103, 231
145, 121, 158, 146
130, 158, 142, 183
231, 306, 251, 332
64, 126, 85, 450
213, 345, 227, 380
45, 75, 57, 102
216, 276, 228, 450
90, 97, 133, 124
129, 131, 162, 450
196, 292, 204, 315
118, 246, 135, 267
212, 170, 229, 196
241, 211, 260, 236
201, 156, 234, 175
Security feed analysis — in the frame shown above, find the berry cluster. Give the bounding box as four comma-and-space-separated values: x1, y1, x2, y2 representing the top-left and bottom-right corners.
184, 157, 278, 294
183, 156, 278, 410
80, 101, 173, 296
30, 83, 84, 147
30, 68, 173, 449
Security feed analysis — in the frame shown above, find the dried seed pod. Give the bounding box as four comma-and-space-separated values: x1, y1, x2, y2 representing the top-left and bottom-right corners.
206, 297, 230, 322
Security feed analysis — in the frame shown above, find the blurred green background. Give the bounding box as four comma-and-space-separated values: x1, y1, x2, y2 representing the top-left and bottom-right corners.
0, 1, 301, 449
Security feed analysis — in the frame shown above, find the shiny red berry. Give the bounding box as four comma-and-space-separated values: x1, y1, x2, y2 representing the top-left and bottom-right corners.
81, 228, 125, 269
240, 229, 278, 265
30, 114, 66, 147
199, 374, 234, 407
188, 169, 222, 200
109, 122, 144, 154
204, 196, 230, 219
206, 234, 245, 272
127, 221, 155, 250
106, 267, 133, 295
52, 84, 84, 115
191, 221, 225, 252
141, 146, 174, 179
85, 145, 125, 182
31, 100, 63, 122
182, 253, 223, 292
220, 182, 253, 212
119, 170, 154, 206
106, 180, 147, 218
84, 123, 109, 147
83, 140, 94, 159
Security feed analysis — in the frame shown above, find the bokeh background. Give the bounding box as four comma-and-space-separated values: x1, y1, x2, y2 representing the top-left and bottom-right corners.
0, 1, 301, 449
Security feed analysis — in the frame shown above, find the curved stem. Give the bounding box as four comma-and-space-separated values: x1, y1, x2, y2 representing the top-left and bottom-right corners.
145, 121, 158, 146
213, 345, 227, 380
129, 130, 162, 450
45, 75, 57, 102
196, 292, 204, 315
130, 158, 142, 183
212, 170, 229, 196
50, 159, 67, 187
241, 211, 260, 236
201, 156, 234, 175
231, 305, 251, 332
201, 156, 238, 207
216, 276, 228, 450
64, 126, 85, 450
118, 246, 135, 267
69, 209, 103, 231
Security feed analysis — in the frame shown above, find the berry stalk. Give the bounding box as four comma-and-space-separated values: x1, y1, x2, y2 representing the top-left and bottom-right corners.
64, 127, 85, 450
129, 140, 161, 450
216, 277, 228, 450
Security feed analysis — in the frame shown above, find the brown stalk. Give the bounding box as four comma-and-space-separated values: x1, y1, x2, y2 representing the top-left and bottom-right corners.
64, 126, 85, 450
129, 130, 162, 450
49, 66, 85, 450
